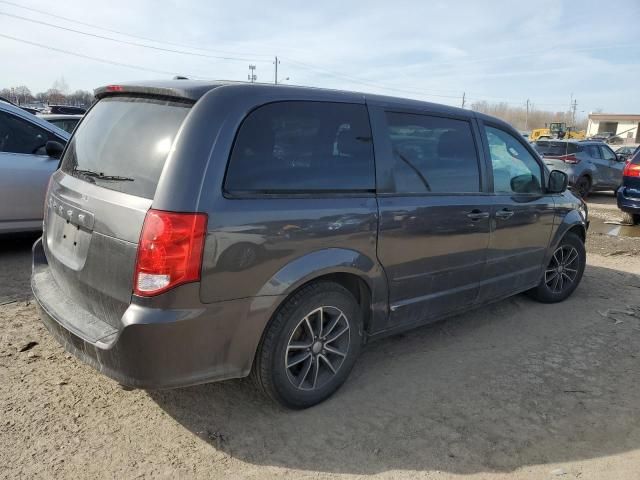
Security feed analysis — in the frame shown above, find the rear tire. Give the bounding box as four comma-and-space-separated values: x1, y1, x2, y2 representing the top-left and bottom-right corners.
528, 232, 586, 303
574, 176, 591, 199
252, 282, 362, 409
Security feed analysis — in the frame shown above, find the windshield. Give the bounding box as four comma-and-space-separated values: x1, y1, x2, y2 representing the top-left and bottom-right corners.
60, 96, 191, 199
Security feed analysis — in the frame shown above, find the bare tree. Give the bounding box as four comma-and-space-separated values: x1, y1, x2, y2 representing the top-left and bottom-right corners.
67, 89, 93, 106
13, 86, 33, 105
52, 77, 70, 95
45, 88, 66, 105
470, 101, 586, 131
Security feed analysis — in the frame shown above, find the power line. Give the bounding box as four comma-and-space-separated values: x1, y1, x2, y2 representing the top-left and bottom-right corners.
283, 57, 463, 100
0, 31, 585, 112
0, 5, 606, 110
0, 0, 273, 59
0, 11, 271, 63
1, 1, 626, 109
0, 33, 208, 78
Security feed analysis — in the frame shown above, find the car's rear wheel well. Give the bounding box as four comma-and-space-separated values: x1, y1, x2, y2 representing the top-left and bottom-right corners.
307, 273, 372, 334
579, 173, 592, 184
273, 272, 373, 337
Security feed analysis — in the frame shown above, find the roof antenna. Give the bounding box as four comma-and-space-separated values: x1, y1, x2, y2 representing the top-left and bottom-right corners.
173, 75, 189, 80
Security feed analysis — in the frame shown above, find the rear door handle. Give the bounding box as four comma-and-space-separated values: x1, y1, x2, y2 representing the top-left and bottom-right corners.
495, 208, 514, 220
466, 210, 490, 221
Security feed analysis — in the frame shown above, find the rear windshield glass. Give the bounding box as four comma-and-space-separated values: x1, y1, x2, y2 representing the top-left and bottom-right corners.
533, 141, 579, 156
60, 96, 191, 199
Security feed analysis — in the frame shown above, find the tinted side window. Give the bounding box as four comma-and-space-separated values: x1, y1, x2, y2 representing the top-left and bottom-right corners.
586, 145, 602, 159
385, 112, 480, 193
225, 102, 374, 193
485, 126, 543, 194
0, 111, 52, 155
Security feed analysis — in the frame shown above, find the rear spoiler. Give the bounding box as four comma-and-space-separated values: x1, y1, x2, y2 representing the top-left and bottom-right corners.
94, 80, 225, 102
94, 85, 198, 102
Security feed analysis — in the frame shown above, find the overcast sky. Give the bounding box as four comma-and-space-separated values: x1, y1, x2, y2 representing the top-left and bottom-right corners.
1, 0, 639, 114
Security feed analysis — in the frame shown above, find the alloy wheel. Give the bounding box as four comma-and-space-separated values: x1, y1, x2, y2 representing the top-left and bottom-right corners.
285, 306, 350, 391
545, 245, 580, 294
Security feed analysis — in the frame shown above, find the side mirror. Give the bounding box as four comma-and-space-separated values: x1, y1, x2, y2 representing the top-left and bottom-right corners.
510, 173, 540, 194
547, 170, 568, 193
45, 140, 65, 159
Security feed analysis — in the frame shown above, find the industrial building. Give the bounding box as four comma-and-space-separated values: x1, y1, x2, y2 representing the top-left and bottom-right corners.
586, 113, 640, 143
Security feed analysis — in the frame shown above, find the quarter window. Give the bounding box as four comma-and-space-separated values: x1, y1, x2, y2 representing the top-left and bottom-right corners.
0, 111, 52, 155
225, 102, 375, 193
485, 126, 543, 194
385, 112, 481, 193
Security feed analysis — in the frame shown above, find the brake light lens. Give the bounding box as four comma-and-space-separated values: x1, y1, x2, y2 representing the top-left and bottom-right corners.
623, 162, 640, 177
134, 209, 207, 296
106, 84, 124, 92
559, 154, 580, 164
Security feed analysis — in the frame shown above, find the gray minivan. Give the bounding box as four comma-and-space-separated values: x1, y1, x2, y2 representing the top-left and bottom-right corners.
32, 80, 588, 408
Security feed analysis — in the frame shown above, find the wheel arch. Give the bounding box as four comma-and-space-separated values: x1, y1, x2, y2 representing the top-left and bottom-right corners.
543, 210, 587, 271
254, 248, 387, 336
242, 248, 389, 377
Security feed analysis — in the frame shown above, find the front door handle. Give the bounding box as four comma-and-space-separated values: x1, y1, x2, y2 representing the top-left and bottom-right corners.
466, 210, 490, 221
495, 208, 515, 220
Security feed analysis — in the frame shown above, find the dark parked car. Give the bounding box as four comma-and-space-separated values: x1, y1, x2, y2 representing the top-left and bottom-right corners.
38, 114, 83, 134
47, 105, 87, 115
533, 139, 625, 198
32, 81, 588, 408
617, 150, 640, 224
615, 145, 639, 162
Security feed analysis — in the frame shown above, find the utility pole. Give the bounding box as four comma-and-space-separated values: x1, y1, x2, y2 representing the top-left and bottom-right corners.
248, 64, 257, 83
461, 92, 466, 109
571, 99, 577, 127
274, 56, 280, 85
525, 99, 530, 131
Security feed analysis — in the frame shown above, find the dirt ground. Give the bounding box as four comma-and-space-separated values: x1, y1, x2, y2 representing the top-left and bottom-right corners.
2, 193, 640, 480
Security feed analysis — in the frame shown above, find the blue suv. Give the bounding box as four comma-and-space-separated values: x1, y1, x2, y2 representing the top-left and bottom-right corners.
534, 140, 626, 198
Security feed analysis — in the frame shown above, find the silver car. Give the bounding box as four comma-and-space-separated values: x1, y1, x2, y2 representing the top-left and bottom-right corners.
0, 101, 70, 233
533, 140, 626, 198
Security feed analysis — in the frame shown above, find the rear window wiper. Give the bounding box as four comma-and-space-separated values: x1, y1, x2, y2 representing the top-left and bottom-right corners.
72, 169, 134, 182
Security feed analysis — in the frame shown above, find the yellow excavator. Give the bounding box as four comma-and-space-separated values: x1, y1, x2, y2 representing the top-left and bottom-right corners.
530, 122, 586, 142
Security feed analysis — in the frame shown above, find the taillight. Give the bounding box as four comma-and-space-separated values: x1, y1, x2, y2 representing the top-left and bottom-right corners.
623, 162, 640, 177
106, 84, 124, 92
559, 154, 580, 164
134, 209, 208, 297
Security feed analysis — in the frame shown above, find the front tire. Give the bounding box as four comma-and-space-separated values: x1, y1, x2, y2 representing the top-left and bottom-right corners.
252, 282, 363, 409
621, 211, 640, 225
528, 232, 586, 303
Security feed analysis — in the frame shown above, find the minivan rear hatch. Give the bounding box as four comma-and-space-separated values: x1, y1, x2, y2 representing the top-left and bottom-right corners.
43, 94, 192, 332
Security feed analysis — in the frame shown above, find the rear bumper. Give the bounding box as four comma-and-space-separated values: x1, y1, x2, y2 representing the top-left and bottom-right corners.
617, 187, 640, 214
31, 237, 276, 389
